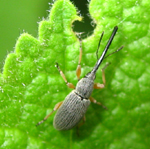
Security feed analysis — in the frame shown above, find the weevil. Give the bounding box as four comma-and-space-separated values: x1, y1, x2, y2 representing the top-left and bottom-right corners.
36, 26, 123, 130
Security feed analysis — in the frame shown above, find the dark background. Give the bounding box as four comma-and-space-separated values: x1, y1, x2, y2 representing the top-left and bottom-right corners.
0, 0, 94, 70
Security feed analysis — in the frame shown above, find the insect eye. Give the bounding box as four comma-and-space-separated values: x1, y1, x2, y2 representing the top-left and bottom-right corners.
85, 72, 91, 78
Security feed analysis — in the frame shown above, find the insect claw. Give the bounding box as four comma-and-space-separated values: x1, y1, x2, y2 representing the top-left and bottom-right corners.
36, 120, 44, 127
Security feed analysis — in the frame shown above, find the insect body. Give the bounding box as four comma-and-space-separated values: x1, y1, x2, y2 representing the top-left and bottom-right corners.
54, 90, 90, 130
37, 26, 123, 130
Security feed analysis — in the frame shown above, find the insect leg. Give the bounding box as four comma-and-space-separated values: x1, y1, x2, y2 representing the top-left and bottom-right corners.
76, 40, 82, 80
93, 82, 104, 89
89, 97, 107, 110
55, 63, 75, 89
36, 101, 63, 126
93, 62, 110, 89
78, 116, 86, 128
76, 116, 86, 136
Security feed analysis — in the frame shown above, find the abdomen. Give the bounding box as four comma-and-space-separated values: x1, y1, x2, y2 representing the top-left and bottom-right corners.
53, 91, 90, 130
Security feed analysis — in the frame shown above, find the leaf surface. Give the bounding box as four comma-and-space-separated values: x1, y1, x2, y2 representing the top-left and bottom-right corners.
0, 0, 149, 149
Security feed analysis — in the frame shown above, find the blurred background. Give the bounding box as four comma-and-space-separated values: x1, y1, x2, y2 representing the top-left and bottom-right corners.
0, 0, 94, 70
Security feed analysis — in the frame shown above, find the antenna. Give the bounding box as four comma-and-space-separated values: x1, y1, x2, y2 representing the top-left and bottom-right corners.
92, 26, 122, 73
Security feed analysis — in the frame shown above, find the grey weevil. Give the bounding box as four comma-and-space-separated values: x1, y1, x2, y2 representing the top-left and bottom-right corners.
36, 26, 123, 130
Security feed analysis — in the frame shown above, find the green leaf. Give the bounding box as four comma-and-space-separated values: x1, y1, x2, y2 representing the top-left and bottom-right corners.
0, 0, 149, 148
